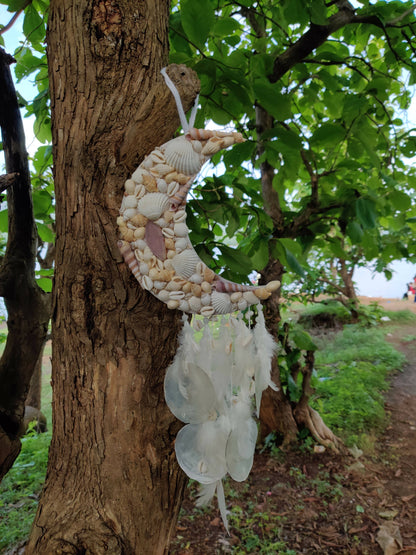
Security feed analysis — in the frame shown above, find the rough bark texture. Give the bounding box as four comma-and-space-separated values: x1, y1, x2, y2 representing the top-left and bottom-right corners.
0, 49, 50, 481
26, 2, 199, 553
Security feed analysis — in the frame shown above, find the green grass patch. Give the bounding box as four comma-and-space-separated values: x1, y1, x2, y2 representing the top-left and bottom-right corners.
0, 428, 51, 550
312, 326, 405, 446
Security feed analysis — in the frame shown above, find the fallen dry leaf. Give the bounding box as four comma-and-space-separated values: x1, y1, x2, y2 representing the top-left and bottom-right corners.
376, 522, 403, 555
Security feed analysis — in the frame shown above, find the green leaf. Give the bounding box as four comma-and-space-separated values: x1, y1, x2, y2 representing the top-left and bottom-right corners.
292, 329, 317, 351
37, 222, 55, 243
0, 209, 8, 232
253, 80, 292, 120
310, 123, 345, 146
356, 198, 377, 229
23, 4, 44, 45
389, 190, 411, 211
36, 277, 52, 293
346, 221, 363, 243
180, 0, 215, 49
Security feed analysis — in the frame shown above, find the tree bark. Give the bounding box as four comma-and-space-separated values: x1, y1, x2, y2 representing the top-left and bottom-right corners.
26, 2, 199, 553
0, 49, 50, 481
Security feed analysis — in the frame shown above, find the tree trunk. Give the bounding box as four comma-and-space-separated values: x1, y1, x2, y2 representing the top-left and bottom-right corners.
26, 2, 199, 553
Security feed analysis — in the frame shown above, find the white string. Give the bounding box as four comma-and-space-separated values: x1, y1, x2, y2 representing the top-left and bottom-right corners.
161, 67, 199, 133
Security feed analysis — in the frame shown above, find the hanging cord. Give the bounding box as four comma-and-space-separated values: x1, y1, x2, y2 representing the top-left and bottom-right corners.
161, 67, 199, 133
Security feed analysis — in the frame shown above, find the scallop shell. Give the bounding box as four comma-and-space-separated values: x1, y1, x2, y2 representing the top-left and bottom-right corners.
137, 193, 170, 220
163, 137, 204, 176
174, 223, 189, 237
211, 291, 233, 314
172, 250, 200, 279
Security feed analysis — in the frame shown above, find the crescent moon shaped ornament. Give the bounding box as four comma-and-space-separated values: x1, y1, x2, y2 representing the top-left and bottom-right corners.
117, 68, 279, 315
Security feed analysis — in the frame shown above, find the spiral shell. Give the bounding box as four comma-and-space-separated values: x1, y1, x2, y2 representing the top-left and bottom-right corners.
163, 137, 204, 176
137, 193, 170, 220
172, 249, 200, 279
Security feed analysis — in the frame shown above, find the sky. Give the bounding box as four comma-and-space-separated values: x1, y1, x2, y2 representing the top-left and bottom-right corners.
1, 6, 415, 299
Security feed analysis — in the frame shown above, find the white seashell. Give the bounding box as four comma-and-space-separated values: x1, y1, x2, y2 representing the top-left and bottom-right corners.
142, 247, 154, 262
162, 227, 174, 238
201, 293, 211, 306
243, 291, 260, 305
124, 179, 136, 194
142, 157, 153, 170
172, 250, 200, 279
137, 193, 170, 220
192, 140, 202, 153
173, 210, 187, 223
139, 262, 149, 275
169, 290, 185, 301
189, 273, 203, 284
211, 291, 233, 314
174, 238, 188, 253
201, 281, 212, 293
133, 227, 145, 239
131, 167, 145, 183
196, 262, 204, 275
157, 289, 170, 302
174, 223, 188, 237
155, 217, 167, 228
150, 150, 165, 163
134, 239, 147, 251
179, 300, 190, 312
153, 280, 166, 290
201, 141, 221, 156
157, 178, 168, 193
126, 222, 136, 230
230, 291, 242, 303
167, 299, 180, 310
142, 275, 153, 291
167, 181, 179, 197
123, 208, 138, 221
188, 296, 202, 312
155, 258, 164, 271
166, 277, 186, 291
121, 195, 138, 210
151, 163, 173, 176
164, 259, 173, 270
135, 184, 146, 199
201, 306, 215, 318
163, 137, 204, 175
238, 298, 248, 311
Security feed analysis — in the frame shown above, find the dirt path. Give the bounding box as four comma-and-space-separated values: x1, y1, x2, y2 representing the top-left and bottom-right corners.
170, 318, 416, 554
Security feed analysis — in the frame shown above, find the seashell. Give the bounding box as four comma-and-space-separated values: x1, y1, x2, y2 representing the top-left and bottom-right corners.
133, 227, 146, 240
134, 239, 147, 251
126, 222, 136, 230
141, 247, 155, 263
123, 208, 138, 221
173, 210, 187, 223
174, 223, 189, 237
201, 306, 215, 318
117, 216, 124, 226
155, 258, 164, 271
157, 178, 168, 193
137, 193, 170, 220
142, 157, 153, 170
243, 291, 260, 305
130, 214, 148, 228
182, 281, 192, 294
167, 181, 179, 197
142, 173, 158, 192
120, 228, 134, 242
131, 167, 145, 183
124, 179, 136, 195
188, 296, 202, 312
190, 273, 203, 285
179, 300, 190, 312
166, 276, 186, 291
165, 238, 175, 250
237, 298, 248, 311
203, 267, 216, 283
155, 217, 166, 228
142, 275, 153, 291
163, 137, 204, 175
150, 163, 173, 177
174, 238, 188, 253
191, 140, 202, 153
266, 280, 280, 292
162, 227, 174, 238
135, 184, 146, 199
139, 262, 149, 275
167, 299, 180, 310
201, 293, 212, 306
201, 281, 212, 294
169, 290, 185, 301
121, 195, 138, 210
164, 210, 175, 223
149, 268, 160, 280
153, 281, 166, 290
167, 249, 176, 259
191, 284, 202, 297
211, 291, 232, 314
157, 289, 170, 302
254, 287, 271, 300
150, 149, 165, 163
164, 259, 173, 270
172, 250, 200, 279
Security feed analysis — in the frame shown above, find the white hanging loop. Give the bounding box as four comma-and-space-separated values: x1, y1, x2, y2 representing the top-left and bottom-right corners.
161, 67, 199, 133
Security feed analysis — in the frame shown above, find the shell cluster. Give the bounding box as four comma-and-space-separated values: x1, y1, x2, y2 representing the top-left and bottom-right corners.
118, 130, 280, 316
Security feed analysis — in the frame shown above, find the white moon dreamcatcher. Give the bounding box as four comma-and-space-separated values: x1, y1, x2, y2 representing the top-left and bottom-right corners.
117, 67, 278, 531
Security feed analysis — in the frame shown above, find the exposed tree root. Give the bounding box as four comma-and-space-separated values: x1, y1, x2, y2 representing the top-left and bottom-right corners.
294, 404, 344, 453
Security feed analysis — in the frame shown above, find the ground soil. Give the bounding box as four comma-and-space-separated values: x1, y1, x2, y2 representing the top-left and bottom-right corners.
169, 299, 416, 554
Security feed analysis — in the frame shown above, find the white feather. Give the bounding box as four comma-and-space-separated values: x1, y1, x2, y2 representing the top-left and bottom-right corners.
253, 309, 278, 417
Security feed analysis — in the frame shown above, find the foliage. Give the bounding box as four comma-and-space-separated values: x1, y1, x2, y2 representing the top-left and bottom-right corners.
0, 428, 51, 550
